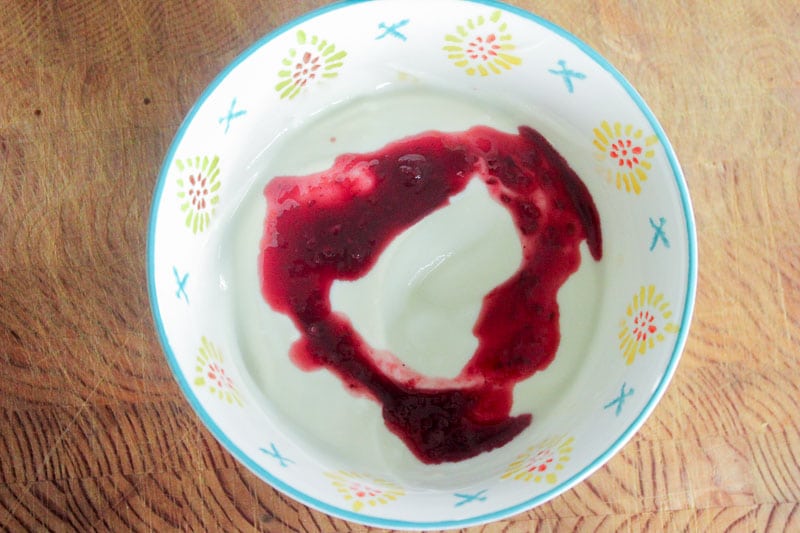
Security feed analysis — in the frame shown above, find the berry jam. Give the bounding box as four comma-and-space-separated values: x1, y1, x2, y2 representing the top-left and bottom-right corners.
259, 126, 602, 463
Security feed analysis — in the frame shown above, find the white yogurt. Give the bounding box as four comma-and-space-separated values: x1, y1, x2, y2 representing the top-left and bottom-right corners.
224, 86, 603, 485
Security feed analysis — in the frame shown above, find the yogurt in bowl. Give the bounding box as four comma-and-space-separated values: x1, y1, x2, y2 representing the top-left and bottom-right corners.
148, 0, 696, 528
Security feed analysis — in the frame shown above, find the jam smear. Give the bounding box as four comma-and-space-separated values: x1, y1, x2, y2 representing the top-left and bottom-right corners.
259, 126, 602, 464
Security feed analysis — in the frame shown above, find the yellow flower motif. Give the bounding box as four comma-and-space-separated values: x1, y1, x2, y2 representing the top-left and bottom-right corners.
501, 434, 574, 484
193, 336, 243, 406
275, 30, 347, 100
443, 10, 522, 76
618, 285, 679, 365
325, 471, 405, 513
592, 121, 658, 194
176, 155, 221, 234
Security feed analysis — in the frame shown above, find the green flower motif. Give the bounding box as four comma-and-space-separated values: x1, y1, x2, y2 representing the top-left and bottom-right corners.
443, 10, 522, 76
193, 336, 243, 406
176, 155, 221, 234
275, 30, 347, 100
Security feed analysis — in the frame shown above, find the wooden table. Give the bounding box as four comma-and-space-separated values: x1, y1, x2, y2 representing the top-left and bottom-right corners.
1, 1, 797, 531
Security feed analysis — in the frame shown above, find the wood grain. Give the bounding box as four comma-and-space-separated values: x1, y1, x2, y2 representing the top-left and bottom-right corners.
1, 0, 799, 531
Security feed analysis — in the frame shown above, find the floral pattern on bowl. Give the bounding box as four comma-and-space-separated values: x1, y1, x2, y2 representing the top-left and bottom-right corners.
148, 0, 696, 529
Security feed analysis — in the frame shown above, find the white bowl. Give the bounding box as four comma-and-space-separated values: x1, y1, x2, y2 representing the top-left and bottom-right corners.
148, 0, 697, 528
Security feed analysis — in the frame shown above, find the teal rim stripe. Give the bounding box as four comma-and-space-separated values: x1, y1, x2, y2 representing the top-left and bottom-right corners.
147, 0, 698, 529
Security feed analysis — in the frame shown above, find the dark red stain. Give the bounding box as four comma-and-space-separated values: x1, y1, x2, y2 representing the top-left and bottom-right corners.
259, 126, 602, 463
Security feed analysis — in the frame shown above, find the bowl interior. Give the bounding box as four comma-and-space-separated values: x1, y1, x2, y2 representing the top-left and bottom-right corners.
148, 0, 696, 528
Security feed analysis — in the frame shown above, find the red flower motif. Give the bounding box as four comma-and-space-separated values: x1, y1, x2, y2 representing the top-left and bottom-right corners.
632, 310, 658, 341
609, 138, 644, 169
466, 34, 500, 61
527, 449, 555, 472
349, 482, 382, 499
207, 362, 233, 390
187, 173, 210, 211
292, 51, 322, 88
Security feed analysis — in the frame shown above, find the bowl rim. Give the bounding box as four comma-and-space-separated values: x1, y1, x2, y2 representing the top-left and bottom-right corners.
146, 0, 698, 528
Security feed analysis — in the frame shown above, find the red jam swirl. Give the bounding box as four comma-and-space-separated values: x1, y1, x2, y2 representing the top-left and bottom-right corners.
259, 126, 602, 463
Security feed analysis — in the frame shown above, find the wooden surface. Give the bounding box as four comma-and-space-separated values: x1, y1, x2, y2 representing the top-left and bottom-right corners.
1, 1, 798, 531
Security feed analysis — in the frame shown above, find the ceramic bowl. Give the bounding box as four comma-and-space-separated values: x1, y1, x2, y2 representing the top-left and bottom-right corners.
147, 0, 697, 528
